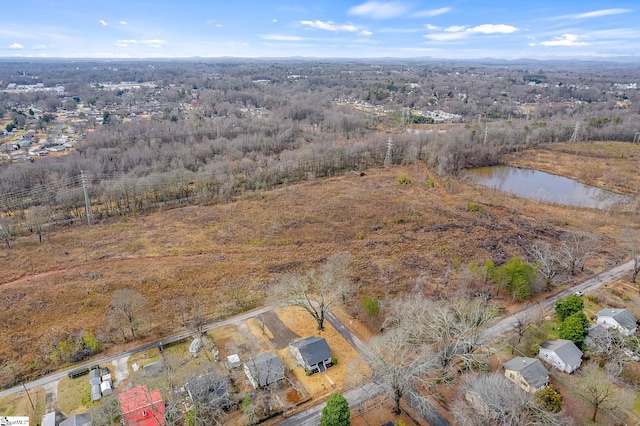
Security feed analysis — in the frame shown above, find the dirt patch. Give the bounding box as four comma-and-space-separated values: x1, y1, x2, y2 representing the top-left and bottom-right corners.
261, 310, 300, 349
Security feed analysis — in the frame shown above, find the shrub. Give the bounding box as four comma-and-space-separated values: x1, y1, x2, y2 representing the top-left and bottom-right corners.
362, 295, 381, 316
397, 175, 411, 185
466, 202, 485, 213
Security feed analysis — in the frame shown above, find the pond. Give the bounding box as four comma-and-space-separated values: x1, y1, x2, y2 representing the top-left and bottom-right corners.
464, 165, 629, 209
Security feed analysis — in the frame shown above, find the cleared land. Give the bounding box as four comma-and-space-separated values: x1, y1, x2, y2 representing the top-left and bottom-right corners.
0, 142, 639, 393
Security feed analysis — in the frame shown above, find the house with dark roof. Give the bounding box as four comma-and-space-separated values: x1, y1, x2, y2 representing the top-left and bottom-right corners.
289, 336, 332, 374
184, 373, 231, 409
119, 385, 165, 426
538, 339, 583, 373
60, 413, 92, 426
503, 356, 549, 393
596, 308, 637, 336
244, 352, 285, 388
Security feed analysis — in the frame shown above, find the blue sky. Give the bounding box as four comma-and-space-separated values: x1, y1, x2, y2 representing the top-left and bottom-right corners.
0, 1, 638, 59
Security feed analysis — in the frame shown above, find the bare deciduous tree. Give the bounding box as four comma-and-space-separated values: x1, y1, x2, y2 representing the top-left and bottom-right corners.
383, 296, 493, 373
277, 252, 352, 330
559, 232, 595, 276
528, 240, 564, 289
577, 364, 618, 423
450, 373, 573, 426
27, 205, 50, 243
365, 327, 437, 415
619, 229, 640, 283
109, 288, 149, 341
0, 216, 13, 249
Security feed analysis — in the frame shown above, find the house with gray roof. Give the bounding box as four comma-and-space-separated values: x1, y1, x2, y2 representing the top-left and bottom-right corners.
60, 413, 92, 426
503, 356, 549, 393
244, 352, 285, 388
538, 339, 583, 373
596, 308, 637, 336
289, 336, 332, 374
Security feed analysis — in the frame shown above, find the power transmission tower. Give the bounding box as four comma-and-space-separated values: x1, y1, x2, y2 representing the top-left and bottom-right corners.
81, 170, 94, 225
384, 137, 394, 167
569, 122, 582, 143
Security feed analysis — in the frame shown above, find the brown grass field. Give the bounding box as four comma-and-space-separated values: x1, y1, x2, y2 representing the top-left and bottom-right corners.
0, 141, 639, 392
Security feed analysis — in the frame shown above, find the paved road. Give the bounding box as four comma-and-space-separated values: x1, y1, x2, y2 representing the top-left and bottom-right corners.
482, 259, 635, 342
278, 380, 383, 426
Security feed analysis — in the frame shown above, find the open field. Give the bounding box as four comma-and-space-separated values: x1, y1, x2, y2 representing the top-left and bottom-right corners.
0, 142, 639, 393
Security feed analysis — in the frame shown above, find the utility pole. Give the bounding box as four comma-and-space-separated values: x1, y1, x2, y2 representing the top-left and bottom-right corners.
384, 137, 394, 167
81, 170, 93, 225
483, 126, 489, 145
23, 384, 35, 410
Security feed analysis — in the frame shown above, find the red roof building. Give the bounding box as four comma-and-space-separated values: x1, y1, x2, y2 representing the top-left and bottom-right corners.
119, 385, 165, 426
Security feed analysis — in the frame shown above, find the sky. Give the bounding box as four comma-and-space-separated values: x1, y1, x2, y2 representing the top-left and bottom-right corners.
0, 1, 638, 60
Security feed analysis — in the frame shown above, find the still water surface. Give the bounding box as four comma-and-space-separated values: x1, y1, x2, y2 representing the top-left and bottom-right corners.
465, 165, 628, 208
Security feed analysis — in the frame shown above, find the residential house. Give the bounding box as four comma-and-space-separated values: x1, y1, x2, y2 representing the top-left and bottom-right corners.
119, 385, 165, 426
244, 352, 285, 388
185, 373, 231, 409
538, 339, 583, 373
503, 356, 549, 393
289, 336, 332, 374
60, 413, 92, 426
596, 308, 637, 336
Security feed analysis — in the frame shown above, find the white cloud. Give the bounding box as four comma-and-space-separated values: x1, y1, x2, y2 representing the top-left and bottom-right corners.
99, 20, 107, 26
425, 24, 518, 41
348, 1, 409, 19
424, 24, 440, 31
300, 20, 358, 32
540, 34, 587, 46
33, 44, 47, 49
444, 25, 467, 33
8, 43, 24, 49
572, 8, 631, 19
467, 24, 518, 34
261, 34, 304, 41
359, 30, 373, 36
119, 21, 128, 25
412, 7, 451, 18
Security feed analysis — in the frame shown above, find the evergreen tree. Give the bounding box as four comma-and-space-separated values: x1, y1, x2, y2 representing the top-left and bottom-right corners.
321, 392, 350, 426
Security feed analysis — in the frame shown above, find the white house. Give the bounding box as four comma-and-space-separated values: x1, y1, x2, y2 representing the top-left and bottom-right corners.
289, 336, 332, 374
538, 339, 583, 373
243, 352, 285, 388
596, 308, 637, 336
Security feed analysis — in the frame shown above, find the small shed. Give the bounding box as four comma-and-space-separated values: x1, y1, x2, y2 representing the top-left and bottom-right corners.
189, 338, 202, 357
227, 353, 241, 369
101, 380, 113, 396
42, 411, 57, 426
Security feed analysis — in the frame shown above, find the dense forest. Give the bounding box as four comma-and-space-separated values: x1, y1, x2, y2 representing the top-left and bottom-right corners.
1, 59, 639, 225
